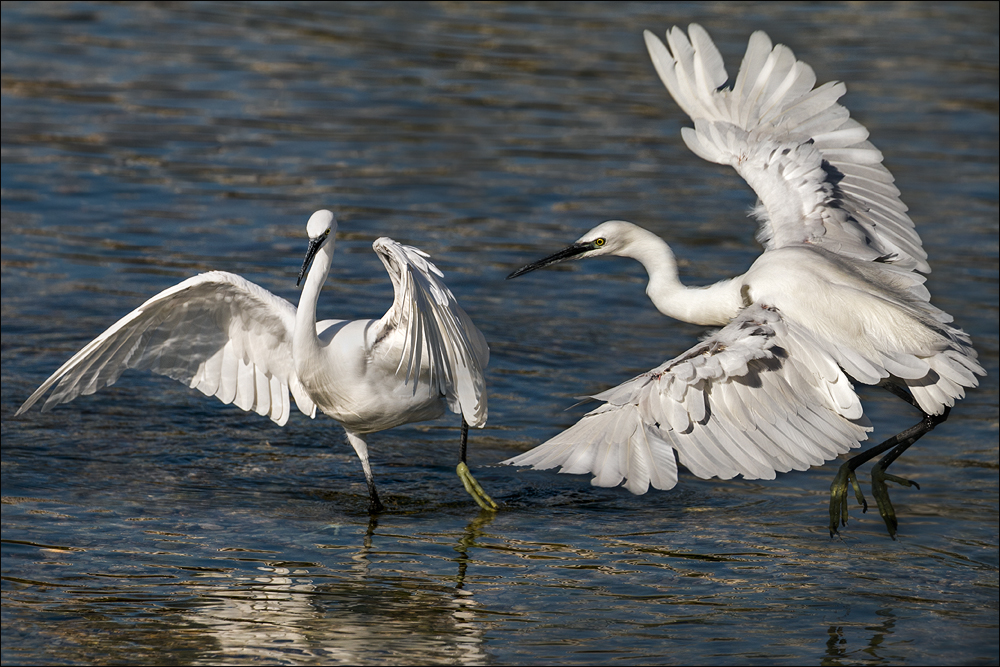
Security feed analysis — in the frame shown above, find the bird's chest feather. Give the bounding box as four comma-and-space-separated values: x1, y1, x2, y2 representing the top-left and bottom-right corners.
301, 322, 447, 433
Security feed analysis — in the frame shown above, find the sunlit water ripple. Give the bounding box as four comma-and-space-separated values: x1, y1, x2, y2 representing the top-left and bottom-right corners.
3, 2, 997, 665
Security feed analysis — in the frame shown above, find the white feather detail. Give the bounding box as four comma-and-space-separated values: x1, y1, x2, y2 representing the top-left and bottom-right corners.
504, 304, 873, 493
18, 271, 316, 425
644, 25, 930, 273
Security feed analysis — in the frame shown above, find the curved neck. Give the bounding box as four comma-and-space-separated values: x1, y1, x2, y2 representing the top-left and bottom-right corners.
294, 241, 334, 357
621, 228, 742, 327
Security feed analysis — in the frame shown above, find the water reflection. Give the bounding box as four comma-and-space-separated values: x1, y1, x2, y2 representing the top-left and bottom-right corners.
191, 567, 321, 664
185, 516, 490, 665
3, 1, 997, 666
825, 611, 900, 665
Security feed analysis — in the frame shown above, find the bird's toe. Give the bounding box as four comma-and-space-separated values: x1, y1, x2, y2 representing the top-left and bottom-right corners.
829, 464, 868, 537
457, 462, 499, 511
871, 466, 918, 539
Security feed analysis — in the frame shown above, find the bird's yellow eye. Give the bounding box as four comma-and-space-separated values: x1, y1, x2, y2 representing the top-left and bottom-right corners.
594, 238, 606, 247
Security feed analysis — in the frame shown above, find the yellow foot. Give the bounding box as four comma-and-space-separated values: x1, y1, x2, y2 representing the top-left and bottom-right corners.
457, 462, 499, 511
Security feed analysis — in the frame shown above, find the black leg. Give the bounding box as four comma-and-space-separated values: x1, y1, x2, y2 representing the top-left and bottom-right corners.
460, 419, 469, 464
345, 431, 384, 514
365, 473, 385, 514
869, 408, 948, 537
830, 383, 949, 538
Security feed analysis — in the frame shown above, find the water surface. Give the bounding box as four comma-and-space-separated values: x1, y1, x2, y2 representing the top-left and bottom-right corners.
3, 2, 998, 665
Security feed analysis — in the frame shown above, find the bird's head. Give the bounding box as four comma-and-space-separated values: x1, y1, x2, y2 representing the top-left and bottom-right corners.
298, 210, 338, 287
507, 220, 644, 279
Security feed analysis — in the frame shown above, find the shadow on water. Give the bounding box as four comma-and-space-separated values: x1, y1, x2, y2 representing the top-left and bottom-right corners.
2, 1, 997, 665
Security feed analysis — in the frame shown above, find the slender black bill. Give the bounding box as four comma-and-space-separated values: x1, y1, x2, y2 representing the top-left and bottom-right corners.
506, 241, 595, 279
297, 237, 324, 286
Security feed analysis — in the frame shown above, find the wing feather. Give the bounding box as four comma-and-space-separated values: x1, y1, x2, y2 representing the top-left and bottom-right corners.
643, 25, 929, 272
17, 271, 316, 425
370, 238, 489, 428
503, 304, 873, 494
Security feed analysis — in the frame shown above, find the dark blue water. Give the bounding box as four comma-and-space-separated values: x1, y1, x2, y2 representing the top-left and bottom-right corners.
3, 2, 997, 665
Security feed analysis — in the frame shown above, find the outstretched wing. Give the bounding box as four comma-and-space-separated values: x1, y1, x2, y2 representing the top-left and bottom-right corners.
645, 24, 928, 272
17, 271, 316, 425
503, 304, 872, 494
370, 238, 489, 427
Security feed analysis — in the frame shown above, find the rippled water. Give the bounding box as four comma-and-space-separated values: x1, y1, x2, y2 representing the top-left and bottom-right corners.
3, 2, 998, 665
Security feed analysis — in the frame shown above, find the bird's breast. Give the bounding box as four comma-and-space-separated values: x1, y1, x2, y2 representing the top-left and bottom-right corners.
299, 318, 449, 434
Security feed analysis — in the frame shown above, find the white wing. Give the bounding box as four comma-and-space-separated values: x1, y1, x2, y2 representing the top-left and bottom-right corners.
503, 304, 873, 494
17, 271, 316, 425
645, 24, 928, 272
370, 238, 489, 427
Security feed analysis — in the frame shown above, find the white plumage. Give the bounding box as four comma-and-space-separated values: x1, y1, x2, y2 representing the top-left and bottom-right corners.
18, 210, 496, 512
505, 25, 984, 537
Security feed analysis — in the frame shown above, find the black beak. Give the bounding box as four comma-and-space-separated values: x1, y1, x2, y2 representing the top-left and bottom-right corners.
507, 242, 595, 279
297, 237, 324, 286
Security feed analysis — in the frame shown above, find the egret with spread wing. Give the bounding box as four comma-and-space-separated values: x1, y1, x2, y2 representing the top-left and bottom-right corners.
505, 25, 983, 537
17, 210, 497, 513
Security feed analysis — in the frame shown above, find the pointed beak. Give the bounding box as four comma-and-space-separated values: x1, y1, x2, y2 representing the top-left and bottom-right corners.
297, 237, 324, 287
507, 241, 595, 279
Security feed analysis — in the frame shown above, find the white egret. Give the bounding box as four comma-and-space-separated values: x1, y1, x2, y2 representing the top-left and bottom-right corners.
17, 210, 497, 513
505, 25, 984, 537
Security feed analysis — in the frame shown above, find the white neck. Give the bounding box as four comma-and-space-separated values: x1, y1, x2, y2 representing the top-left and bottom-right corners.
618, 227, 742, 327
294, 241, 334, 360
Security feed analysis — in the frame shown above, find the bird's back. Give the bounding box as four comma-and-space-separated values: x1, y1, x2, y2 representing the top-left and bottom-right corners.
743, 246, 981, 414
